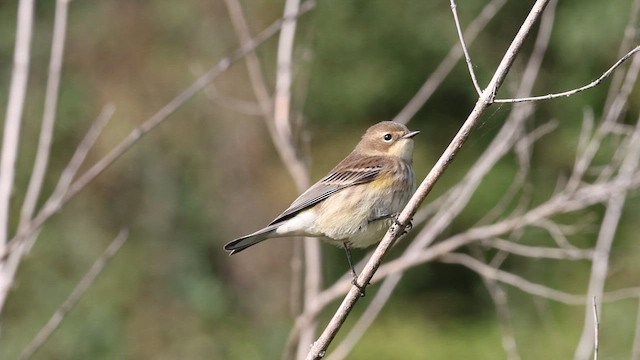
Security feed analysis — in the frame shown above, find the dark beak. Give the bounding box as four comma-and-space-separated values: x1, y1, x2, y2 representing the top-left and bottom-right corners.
403, 130, 420, 139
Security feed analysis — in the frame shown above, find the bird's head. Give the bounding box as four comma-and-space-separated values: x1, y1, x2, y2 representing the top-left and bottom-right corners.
355, 121, 419, 161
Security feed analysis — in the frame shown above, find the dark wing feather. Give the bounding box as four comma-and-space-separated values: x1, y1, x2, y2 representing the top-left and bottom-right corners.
268, 155, 384, 225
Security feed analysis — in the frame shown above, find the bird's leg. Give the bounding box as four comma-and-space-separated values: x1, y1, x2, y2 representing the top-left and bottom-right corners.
342, 242, 366, 297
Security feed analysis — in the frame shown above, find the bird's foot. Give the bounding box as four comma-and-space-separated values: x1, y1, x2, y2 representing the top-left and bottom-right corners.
351, 275, 368, 297
392, 214, 413, 236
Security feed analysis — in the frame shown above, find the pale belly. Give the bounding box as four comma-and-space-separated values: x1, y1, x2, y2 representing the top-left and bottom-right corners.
309, 182, 410, 248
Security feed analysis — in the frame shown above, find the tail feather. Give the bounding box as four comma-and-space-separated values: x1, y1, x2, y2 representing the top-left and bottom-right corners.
224, 225, 279, 255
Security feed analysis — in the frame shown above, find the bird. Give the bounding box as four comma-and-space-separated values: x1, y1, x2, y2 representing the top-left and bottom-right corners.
224, 121, 418, 292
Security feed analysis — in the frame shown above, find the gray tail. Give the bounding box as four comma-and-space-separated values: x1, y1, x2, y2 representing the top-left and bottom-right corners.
224, 225, 278, 255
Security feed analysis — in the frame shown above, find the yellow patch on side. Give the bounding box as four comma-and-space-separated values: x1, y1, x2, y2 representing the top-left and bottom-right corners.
368, 175, 396, 190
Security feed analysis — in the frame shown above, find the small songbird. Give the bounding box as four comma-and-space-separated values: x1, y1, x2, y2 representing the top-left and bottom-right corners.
224, 121, 418, 290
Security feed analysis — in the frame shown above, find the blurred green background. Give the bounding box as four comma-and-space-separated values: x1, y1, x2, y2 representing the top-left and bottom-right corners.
1, 0, 639, 359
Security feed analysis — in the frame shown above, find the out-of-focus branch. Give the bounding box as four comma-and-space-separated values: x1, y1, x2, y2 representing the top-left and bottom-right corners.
19, 0, 70, 230
0, 106, 115, 313
440, 253, 584, 304
574, 119, 640, 360
481, 238, 592, 260
305, 2, 551, 358
0, 0, 35, 253
221, 0, 272, 117
17, 230, 129, 360
469, 246, 521, 360
486, 280, 520, 360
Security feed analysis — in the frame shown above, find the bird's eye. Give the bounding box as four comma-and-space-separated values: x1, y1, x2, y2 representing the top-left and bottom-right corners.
383, 133, 393, 142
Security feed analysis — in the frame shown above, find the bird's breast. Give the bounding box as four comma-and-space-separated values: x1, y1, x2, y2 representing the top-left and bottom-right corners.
313, 160, 414, 246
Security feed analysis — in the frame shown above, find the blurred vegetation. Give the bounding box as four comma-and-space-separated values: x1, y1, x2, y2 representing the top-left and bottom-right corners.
0, 0, 639, 359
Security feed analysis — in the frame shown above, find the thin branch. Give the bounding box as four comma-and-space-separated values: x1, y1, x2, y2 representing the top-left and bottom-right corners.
204, 85, 264, 116
17, 230, 129, 360
221, 0, 273, 116
440, 253, 584, 305
532, 219, 579, 250
476, 254, 521, 360
0, 105, 115, 263
274, 0, 300, 140
450, 0, 483, 95
0, 0, 35, 251
481, 238, 592, 260
51, 105, 116, 202
565, 48, 640, 193
495, 46, 640, 103
394, 0, 506, 124
19, 0, 70, 230
305, 2, 551, 358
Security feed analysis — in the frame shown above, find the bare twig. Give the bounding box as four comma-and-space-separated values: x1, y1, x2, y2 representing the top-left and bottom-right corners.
450, 0, 483, 95
204, 84, 263, 116
19, 0, 70, 230
440, 253, 584, 304
495, 46, 640, 103
221, 0, 273, 116
305, 2, 551, 358
394, 0, 506, 124
16, 230, 129, 360
0, 0, 35, 251
274, 0, 300, 140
